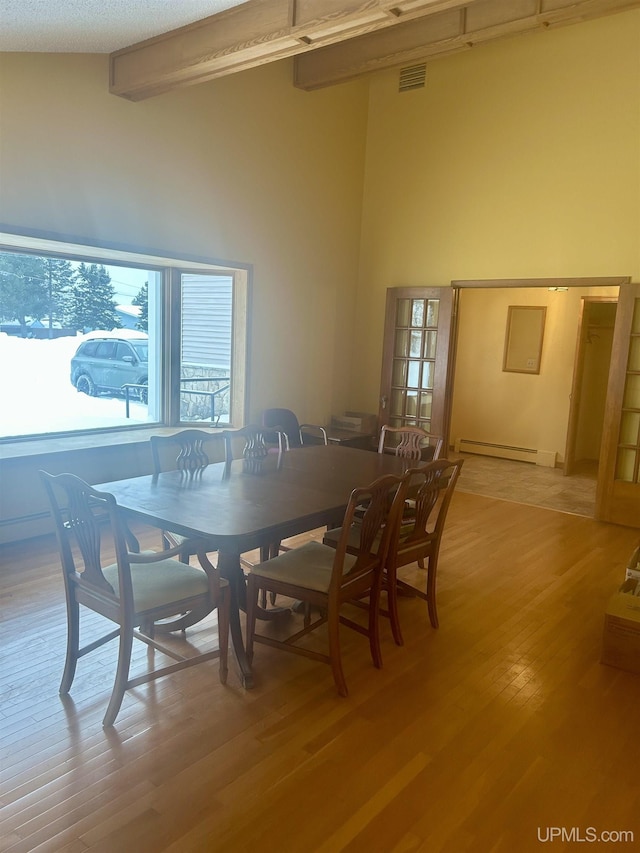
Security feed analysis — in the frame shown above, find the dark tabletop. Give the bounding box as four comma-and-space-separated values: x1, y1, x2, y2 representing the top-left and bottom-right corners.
97, 444, 410, 555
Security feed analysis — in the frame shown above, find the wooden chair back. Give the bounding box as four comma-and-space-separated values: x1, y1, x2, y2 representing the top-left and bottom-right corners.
41, 471, 134, 604
399, 458, 463, 561
331, 472, 409, 602
222, 424, 286, 461
150, 429, 224, 476
378, 425, 444, 461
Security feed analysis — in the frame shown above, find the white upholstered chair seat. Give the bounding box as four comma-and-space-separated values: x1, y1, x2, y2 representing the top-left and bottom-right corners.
249, 541, 356, 593
102, 553, 210, 613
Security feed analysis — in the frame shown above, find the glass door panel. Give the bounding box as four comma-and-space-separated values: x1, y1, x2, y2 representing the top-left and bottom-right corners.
395, 330, 409, 357
407, 361, 421, 387
379, 287, 453, 440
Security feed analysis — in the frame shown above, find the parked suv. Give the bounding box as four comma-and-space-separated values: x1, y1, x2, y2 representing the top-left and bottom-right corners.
70, 335, 148, 402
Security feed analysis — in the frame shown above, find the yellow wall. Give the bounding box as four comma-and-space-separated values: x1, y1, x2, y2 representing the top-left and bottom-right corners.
1, 11, 639, 540
352, 11, 640, 412
0, 54, 370, 541
0, 53, 370, 425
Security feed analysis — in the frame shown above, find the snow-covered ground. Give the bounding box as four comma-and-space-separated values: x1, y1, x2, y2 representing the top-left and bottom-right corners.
0, 331, 151, 438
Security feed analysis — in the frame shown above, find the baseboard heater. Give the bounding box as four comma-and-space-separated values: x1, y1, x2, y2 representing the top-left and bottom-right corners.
454, 439, 557, 468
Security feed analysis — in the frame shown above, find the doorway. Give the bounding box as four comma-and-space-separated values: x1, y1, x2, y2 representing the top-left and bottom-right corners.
449, 279, 624, 518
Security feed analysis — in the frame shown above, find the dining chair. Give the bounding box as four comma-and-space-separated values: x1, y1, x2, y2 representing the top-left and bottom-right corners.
221, 424, 288, 567
261, 410, 328, 561
40, 470, 230, 727
245, 472, 409, 697
261, 408, 328, 448
378, 424, 444, 461
150, 429, 225, 563
222, 423, 287, 462
322, 458, 463, 646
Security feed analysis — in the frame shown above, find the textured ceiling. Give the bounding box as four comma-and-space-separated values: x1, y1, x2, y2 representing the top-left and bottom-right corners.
0, 0, 249, 53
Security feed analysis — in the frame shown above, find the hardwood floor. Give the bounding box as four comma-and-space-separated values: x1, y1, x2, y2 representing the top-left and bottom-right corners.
1, 493, 639, 852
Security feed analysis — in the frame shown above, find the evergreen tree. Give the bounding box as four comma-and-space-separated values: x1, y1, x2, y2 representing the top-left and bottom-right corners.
42, 257, 76, 332
0, 252, 48, 331
67, 263, 121, 331
132, 282, 149, 332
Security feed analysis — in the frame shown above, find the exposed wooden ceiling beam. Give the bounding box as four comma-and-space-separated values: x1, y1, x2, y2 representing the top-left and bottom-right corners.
109, 0, 482, 100
109, 0, 640, 100
294, 0, 640, 90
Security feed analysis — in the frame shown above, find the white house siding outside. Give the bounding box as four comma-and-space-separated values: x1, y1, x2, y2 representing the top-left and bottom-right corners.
180, 274, 232, 423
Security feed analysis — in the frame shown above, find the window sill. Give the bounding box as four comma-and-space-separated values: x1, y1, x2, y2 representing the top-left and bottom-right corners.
0, 425, 223, 462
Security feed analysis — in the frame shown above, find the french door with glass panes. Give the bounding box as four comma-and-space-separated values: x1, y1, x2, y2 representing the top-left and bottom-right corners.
378, 287, 453, 444
596, 282, 640, 527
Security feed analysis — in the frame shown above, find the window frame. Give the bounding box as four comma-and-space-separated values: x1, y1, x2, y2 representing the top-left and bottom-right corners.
0, 227, 250, 444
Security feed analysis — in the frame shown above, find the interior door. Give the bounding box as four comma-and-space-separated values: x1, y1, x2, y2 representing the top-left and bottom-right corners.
595, 283, 640, 527
564, 297, 617, 476
378, 287, 453, 444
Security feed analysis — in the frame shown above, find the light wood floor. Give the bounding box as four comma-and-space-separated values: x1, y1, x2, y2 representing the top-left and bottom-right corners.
1, 492, 639, 852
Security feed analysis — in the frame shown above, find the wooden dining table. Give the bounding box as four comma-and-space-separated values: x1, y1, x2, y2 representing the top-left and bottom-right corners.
97, 443, 410, 687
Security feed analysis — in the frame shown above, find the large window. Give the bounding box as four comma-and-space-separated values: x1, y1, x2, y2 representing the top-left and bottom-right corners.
0, 234, 248, 441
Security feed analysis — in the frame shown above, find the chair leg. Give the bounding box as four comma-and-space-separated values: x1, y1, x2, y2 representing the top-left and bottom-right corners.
245, 574, 259, 664
139, 618, 155, 638
102, 626, 133, 727
327, 607, 348, 697
258, 545, 271, 609
59, 597, 80, 695
217, 585, 230, 685
426, 557, 439, 629
368, 585, 383, 670
267, 543, 280, 606
385, 566, 404, 647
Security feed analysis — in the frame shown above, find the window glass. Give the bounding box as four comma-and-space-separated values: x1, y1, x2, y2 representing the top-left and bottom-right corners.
179, 273, 233, 426
0, 249, 161, 439
0, 239, 246, 441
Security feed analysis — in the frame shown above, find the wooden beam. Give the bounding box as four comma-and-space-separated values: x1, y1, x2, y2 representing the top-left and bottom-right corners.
109, 0, 475, 100
294, 0, 640, 90
109, 0, 640, 100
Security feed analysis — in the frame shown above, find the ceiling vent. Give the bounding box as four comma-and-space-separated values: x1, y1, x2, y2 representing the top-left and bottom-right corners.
399, 64, 426, 92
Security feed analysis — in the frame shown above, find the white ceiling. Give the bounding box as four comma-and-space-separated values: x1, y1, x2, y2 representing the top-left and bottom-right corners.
0, 0, 249, 53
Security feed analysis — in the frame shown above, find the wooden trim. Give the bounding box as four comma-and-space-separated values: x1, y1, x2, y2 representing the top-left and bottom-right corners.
451, 276, 631, 289
595, 282, 640, 524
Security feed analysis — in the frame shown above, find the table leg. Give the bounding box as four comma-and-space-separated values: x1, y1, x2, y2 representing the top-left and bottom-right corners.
215, 550, 253, 689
